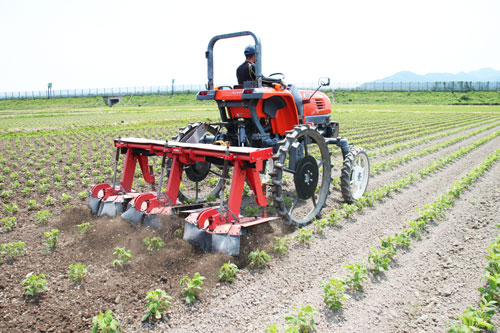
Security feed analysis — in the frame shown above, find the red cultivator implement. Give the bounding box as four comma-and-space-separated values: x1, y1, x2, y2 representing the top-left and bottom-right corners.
88, 31, 371, 255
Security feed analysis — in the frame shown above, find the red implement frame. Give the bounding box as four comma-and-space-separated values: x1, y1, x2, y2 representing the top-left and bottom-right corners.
105, 137, 275, 230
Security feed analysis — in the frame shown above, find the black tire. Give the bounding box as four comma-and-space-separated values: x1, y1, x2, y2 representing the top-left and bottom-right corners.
271, 124, 331, 227
169, 123, 224, 203
340, 146, 370, 203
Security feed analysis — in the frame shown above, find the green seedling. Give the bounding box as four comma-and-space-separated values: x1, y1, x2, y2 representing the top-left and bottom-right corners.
180, 272, 205, 304
44, 195, 56, 206
44, 229, 59, 251
248, 250, 270, 269
3, 203, 18, 214
217, 262, 240, 283
0, 241, 26, 263
144, 236, 165, 253
111, 247, 132, 267
368, 246, 391, 274
173, 228, 183, 239
68, 263, 88, 282
343, 264, 368, 291
27, 199, 38, 211
60, 193, 71, 203
294, 228, 312, 244
76, 222, 92, 236
284, 304, 317, 333
142, 289, 172, 322
35, 209, 52, 224
313, 218, 327, 235
0, 216, 16, 232
92, 310, 122, 333
380, 236, 397, 257
273, 237, 290, 255
22, 273, 48, 296
244, 206, 260, 217
322, 278, 349, 310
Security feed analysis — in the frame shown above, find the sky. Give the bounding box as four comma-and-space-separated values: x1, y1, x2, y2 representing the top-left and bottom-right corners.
1, 0, 499, 92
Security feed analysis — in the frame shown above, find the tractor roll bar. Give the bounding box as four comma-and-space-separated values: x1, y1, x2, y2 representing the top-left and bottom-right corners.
205, 31, 262, 90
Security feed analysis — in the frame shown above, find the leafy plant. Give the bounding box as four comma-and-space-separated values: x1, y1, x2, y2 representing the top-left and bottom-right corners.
446, 299, 496, 332
273, 237, 290, 255
0, 241, 26, 263
3, 202, 18, 214
173, 228, 183, 239
92, 310, 121, 333
217, 262, 240, 283
35, 209, 52, 224
265, 323, 279, 333
77, 222, 92, 236
368, 246, 391, 274
142, 289, 172, 322
27, 199, 38, 211
244, 205, 260, 217
180, 272, 205, 304
343, 264, 368, 291
144, 236, 165, 253
60, 193, 72, 203
248, 250, 271, 269
77, 191, 88, 200
22, 273, 48, 296
313, 218, 327, 235
3, 203, 18, 214
322, 278, 349, 310
44, 195, 56, 206
294, 228, 312, 244
44, 229, 59, 251
111, 247, 132, 267
0, 216, 16, 232
284, 305, 317, 333
65, 263, 87, 283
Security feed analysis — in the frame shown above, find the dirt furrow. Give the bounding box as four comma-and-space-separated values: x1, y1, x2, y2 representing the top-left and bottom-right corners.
159, 122, 500, 332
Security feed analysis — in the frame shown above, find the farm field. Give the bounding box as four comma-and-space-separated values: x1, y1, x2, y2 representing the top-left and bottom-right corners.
1, 97, 500, 332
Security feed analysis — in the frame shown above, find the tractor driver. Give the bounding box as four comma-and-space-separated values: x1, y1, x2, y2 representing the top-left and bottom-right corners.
236, 45, 256, 85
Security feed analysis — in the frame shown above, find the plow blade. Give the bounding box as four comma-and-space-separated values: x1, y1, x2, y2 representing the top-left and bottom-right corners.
88, 195, 101, 215
121, 205, 145, 227
183, 214, 279, 256
182, 221, 242, 256
98, 199, 125, 217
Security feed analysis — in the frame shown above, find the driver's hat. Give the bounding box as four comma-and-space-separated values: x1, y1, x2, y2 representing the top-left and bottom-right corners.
244, 45, 256, 56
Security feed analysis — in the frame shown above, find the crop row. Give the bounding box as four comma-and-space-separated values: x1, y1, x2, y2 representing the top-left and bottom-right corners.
370, 121, 500, 175
348, 113, 494, 143
370, 117, 500, 158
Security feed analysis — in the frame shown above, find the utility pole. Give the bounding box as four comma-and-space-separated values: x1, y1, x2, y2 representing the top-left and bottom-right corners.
47, 82, 52, 99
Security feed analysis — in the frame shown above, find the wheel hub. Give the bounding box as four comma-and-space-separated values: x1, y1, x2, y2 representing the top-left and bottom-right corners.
294, 155, 319, 200
185, 161, 211, 182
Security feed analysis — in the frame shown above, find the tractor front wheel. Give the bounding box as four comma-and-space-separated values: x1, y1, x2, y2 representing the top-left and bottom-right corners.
340, 146, 370, 203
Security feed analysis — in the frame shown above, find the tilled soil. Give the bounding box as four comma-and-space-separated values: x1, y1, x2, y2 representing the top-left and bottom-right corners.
156, 127, 500, 333
1, 118, 499, 332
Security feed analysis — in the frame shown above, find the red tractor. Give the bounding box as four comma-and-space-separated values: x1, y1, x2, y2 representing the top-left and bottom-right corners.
88, 31, 370, 255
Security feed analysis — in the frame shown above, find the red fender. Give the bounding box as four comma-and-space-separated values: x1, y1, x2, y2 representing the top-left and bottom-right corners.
91, 183, 113, 199
134, 193, 158, 212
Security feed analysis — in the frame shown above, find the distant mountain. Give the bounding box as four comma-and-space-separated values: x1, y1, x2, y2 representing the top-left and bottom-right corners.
375, 68, 500, 82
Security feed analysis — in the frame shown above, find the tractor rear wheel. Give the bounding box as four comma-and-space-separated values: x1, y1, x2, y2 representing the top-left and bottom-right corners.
340, 146, 370, 203
169, 123, 224, 203
271, 125, 331, 227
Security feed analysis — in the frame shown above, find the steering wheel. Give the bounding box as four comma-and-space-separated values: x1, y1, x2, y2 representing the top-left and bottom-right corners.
263, 72, 285, 85
268, 72, 285, 80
